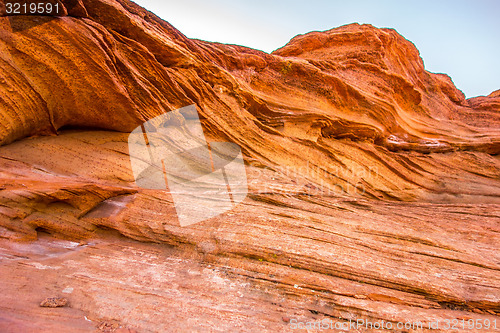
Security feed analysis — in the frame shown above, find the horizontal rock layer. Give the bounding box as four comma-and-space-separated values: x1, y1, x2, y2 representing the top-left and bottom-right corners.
0, 0, 499, 201
0, 131, 499, 332
0, 0, 498, 331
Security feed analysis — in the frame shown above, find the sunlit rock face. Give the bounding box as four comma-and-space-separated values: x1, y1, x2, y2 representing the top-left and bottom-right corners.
1, 0, 499, 201
0, 0, 499, 331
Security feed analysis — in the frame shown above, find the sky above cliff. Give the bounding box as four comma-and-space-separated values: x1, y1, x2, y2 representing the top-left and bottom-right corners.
134, 0, 499, 98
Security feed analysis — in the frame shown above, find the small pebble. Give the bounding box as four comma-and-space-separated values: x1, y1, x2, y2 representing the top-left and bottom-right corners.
40, 297, 68, 308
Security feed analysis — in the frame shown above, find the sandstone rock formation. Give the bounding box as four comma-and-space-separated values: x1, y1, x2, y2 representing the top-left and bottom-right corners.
0, 0, 498, 332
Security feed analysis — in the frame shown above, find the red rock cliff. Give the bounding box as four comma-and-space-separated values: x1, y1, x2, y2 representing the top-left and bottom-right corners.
0, 0, 499, 331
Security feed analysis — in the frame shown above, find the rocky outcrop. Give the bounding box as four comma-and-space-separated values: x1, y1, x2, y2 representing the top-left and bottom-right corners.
1, 0, 499, 202
0, 131, 499, 332
0, 0, 499, 331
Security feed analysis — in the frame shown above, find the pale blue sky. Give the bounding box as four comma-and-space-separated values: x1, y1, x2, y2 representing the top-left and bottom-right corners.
134, 0, 499, 98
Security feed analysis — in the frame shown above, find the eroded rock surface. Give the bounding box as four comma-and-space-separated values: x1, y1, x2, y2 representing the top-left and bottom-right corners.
0, 131, 498, 332
0, 0, 499, 332
1, 0, 499, 200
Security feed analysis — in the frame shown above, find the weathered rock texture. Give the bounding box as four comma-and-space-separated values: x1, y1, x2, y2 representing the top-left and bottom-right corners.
0, 0, 499, 332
